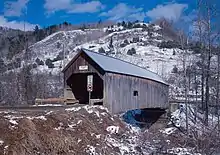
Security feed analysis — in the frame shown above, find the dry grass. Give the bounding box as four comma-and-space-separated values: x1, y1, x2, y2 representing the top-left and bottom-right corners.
0, 107, 134, 155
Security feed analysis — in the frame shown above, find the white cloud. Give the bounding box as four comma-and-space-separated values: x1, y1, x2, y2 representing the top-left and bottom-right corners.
44, 0, 104, 14
4, 0, 29, 17
146, 3, 188, 21
100, 3, 146, 21
0, 16, 38, 31
68, 1, 105, 13
44, 0, 71, 13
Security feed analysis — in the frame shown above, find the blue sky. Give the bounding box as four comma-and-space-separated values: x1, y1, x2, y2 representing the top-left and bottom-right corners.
0, 0, 197, 31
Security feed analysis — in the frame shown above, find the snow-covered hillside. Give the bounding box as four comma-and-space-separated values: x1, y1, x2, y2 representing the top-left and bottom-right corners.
21, 23, 194, 79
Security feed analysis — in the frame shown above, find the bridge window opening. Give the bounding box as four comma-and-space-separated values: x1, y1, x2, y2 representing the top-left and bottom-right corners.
133, 91, 138, 96
67, 73, 103, 105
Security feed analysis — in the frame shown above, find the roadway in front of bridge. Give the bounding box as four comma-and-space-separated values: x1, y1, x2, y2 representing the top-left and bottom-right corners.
0, 104, 84, 113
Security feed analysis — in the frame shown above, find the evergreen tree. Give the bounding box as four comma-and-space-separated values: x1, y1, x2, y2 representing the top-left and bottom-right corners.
63, 21, 69, 26
122, 21, 126, 27
127, 22, 133, 29
34, 25, 39, 34
109, 37, 114, 49
98, 47, 105, 53
34, 25, 41, 41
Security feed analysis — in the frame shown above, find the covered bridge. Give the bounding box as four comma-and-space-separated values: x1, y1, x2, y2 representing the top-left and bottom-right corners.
62, 48, 169, 114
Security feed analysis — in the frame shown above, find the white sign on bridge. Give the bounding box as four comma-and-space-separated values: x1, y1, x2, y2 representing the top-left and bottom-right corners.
87, 75, 93, 92
79, 65, 88, 71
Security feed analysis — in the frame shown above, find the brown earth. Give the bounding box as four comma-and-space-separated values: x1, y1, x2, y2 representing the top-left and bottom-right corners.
0, 106, 140, 155
0, 105, 213, 155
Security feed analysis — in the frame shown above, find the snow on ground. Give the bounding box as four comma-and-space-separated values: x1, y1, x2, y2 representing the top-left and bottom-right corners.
86, 145, 96, 155
65, 106, 82, 112
45, 111, 53, 115
31, 63, 63, 75
4, 115, 23, 119
106, 136, 137, 155
0, 105, 145, 154
8, 119, 18, 125
66, 105, 108, 118
0, 111, 16, 114
0, 140, 3, 146
167, 147, 198, 155
103, 25, 124, 32
106, 126, 119, 134
26, 116, 47, 121
1, 104, 217, 154
160, 127, 176, 135
4, 146, 8, 154
160, 103, 219, 138
33, 104, 63, 107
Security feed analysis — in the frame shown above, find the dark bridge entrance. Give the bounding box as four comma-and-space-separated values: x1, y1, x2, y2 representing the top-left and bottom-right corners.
66, 73, 103, 104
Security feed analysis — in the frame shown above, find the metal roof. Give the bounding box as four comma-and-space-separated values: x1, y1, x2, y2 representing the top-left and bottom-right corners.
82, 49, 167, 85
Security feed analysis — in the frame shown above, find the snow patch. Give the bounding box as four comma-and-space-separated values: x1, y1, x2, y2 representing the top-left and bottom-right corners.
0, 140, 4, 146
128, 125, 140, 134
106, 126, 119, 134
83, 106, 94, 114
120, 145, 130, 155
4, 145, 8, 154
4, 115, 22, 128
0, 111, 17, 114
45, 111, 53, 115
100, 112, 107, 116
96, 134, 101, 139
86, 145, 96, 155
94, 111, 100, 118
160, 127, 176, 135
4, 115, 23, 120
54, 122, 63, 130
27, 116, 47, 121
68, 124, 76, 128
106, 137, 137, 154
97, 106, 108, 111
167, 147, 198, 155
9, 119, 18, 125
33, 104, 62, 107
77, 120, 82, 125
65, 106, 82, 112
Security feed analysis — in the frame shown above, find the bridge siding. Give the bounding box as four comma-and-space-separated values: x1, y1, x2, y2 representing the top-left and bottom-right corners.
104, 73, 169, 114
